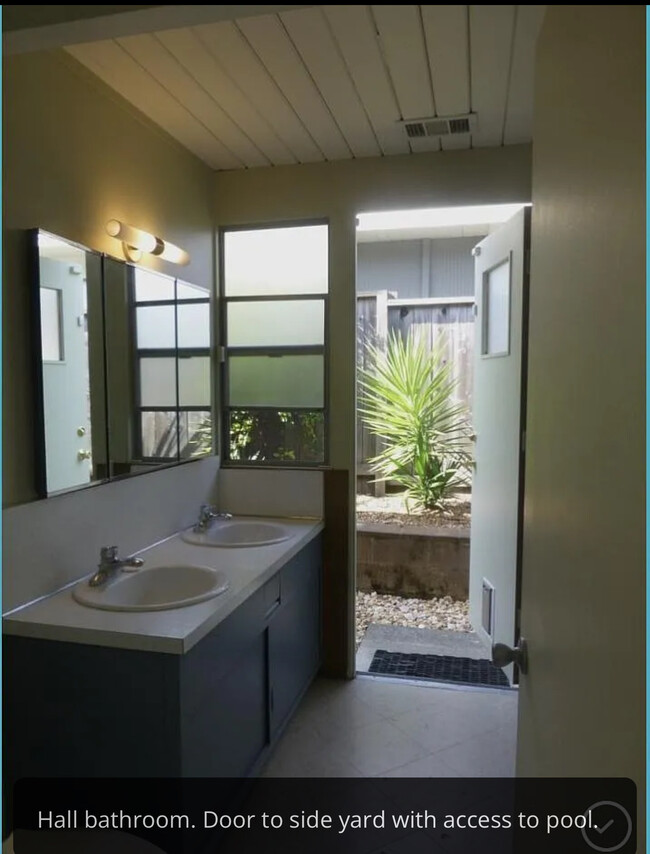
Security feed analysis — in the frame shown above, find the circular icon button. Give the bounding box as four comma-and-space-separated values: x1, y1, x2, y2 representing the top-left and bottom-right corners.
581, 801, 633, 852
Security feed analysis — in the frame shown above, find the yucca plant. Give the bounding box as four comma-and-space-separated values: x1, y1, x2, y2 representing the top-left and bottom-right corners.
359, 330, 472, 510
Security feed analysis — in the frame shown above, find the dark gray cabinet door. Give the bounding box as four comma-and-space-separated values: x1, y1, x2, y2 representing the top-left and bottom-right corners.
181, 631, 268, 778
180, 582, 268, 778
268, 538, 322, 737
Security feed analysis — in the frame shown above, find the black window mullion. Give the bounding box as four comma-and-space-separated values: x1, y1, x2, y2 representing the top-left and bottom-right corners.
224, 294, 326, 303
173, 278, 181, 461
138, 406, 209, 413
134, 298, 209, 308
226, 345, 324, 357
223, 409, 325, 416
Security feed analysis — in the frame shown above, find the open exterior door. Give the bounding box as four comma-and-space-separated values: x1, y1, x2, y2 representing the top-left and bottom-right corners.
469, 207, 530, 683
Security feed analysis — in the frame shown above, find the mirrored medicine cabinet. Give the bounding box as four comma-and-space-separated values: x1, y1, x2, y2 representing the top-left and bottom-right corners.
32, 229, 215, 498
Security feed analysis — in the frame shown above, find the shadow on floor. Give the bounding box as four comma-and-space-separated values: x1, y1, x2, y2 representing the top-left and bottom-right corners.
262, 675, 517, 778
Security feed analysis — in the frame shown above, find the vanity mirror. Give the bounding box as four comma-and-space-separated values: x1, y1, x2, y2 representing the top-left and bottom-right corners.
32, 230, 214, 498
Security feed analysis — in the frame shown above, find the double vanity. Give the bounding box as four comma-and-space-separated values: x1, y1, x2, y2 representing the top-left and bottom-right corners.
5, 226, 326, 812
4, 513, 323, 785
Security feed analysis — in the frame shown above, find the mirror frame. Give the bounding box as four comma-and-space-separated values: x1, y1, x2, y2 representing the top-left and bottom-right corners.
30, 228, 216, 499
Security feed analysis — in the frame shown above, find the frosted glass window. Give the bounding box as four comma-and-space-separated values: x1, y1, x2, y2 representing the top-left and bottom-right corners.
140, 411, 178, 458
224, 225, 328, 296
134, 268, 175, 302
177, 280, 209, 300
483, 259, 510, 356
136, 306, 176, 349
178, 357, 211, 406
177, 303, 210, 349
40, 287, 63, 361
227, 300, 324, 347
229, 355, 324, 408
140, 358, 176, 407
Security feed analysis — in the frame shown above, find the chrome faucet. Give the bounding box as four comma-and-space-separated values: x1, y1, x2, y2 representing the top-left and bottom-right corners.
193, 504, 233, 533
88, 545, 144, 587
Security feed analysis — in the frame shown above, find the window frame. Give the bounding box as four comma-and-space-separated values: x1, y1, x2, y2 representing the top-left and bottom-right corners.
219, 220, 330, 468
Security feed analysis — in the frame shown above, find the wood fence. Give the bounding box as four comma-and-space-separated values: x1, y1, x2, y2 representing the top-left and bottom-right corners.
357, 291, 475, 470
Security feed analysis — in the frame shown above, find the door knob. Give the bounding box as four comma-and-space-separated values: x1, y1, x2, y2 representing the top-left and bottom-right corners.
77, 449, 92, 461
492, 638, 528, 675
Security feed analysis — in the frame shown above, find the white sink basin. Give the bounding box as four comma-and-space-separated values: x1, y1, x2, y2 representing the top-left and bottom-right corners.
73, 564, 229, 612
182, 520, 291, 548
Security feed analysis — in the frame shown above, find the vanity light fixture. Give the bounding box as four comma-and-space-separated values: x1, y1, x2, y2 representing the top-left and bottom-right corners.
105, 220, 190, 266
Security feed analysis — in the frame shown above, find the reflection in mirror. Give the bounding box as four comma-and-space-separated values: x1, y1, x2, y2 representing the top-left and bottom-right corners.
103, 260, 213, 474
35, 231, 107, 495
33, 230, 214, 498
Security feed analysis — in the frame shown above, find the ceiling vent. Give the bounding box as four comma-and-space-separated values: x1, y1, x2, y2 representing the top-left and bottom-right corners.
400, 113, 477, 139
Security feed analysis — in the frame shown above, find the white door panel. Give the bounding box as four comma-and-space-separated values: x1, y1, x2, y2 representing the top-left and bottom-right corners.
469, 208, 529, 680
40, 257, 92, 493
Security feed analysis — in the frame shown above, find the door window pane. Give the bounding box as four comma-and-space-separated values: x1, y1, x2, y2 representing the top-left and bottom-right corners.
178, 356, 211, 407
177, 303, 210, 349
229, 355, 324, 408
40, 287, 63, 361
136, 306, 176, 350
224, 225, 328, 296
227, 300, 324, 347
483, 259, 510, 356
140, 358, 176, 407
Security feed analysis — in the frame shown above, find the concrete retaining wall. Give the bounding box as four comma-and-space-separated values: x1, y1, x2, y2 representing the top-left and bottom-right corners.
357, 523, 470, 600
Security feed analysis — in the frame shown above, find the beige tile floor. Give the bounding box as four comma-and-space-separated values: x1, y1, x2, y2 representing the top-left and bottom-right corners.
262, 676, 517, 778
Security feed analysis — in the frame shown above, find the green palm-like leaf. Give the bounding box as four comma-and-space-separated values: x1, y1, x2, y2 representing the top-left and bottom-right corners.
359, 330, 472, 510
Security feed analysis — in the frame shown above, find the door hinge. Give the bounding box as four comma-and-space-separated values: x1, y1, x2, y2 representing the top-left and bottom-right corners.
217, 346, 226, 363
521, 429, 526, 454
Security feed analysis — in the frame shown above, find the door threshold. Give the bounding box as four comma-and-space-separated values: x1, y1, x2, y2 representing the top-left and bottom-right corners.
356, 671, 518, 694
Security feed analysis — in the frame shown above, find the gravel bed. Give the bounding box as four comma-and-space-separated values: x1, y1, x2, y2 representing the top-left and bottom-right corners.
356, 591, 471, 646
356, 492, 471, 530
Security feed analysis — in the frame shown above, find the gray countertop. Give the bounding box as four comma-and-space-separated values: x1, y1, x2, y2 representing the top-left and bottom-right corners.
3, 516, 323, 655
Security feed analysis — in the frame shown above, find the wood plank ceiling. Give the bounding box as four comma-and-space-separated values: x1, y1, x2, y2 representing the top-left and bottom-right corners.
66, 5, 546, 171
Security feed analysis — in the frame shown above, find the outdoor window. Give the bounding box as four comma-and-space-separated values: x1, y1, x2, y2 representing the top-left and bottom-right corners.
132, 268, 212, 462
221, 223, 328, 465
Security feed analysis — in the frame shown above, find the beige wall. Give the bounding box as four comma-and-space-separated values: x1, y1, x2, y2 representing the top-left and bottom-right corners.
518, 2, 644, 797
213, 144, 532, 672
3, 49, 214, 506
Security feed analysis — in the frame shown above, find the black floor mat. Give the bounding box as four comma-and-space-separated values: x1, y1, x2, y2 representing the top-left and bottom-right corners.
368, 650, 510, 688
